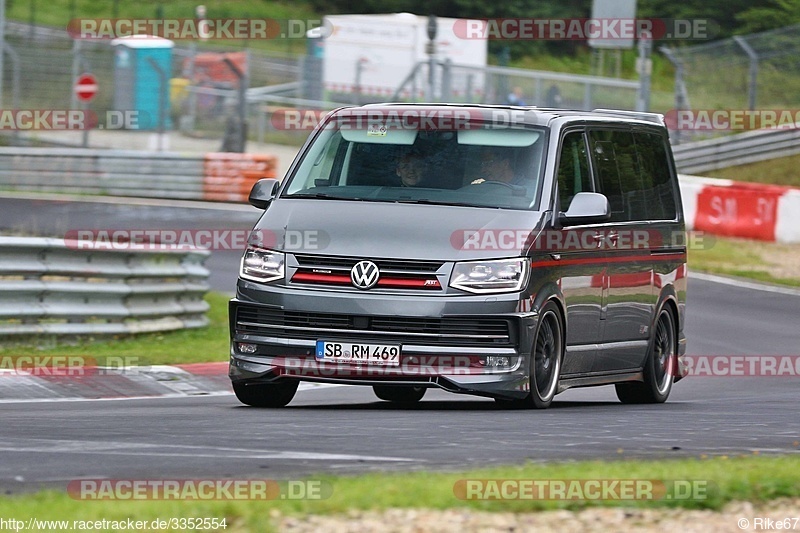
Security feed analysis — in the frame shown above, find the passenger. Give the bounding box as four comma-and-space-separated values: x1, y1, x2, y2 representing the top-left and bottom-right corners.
396, 152, 426, 187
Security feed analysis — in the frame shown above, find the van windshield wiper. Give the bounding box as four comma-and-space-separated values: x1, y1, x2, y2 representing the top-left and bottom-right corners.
285, 192, 337, 199
284, 192, 364, 201
395, 198, 501, 208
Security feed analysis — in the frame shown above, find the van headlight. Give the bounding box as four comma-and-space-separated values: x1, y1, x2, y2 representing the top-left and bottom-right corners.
450, 258, 528, 294
240, 247, 285, 283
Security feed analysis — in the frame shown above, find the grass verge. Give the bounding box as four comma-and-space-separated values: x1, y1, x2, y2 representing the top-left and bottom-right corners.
689, 233, 800, 287
701, 154, 800, 189
0, 456, 798, 532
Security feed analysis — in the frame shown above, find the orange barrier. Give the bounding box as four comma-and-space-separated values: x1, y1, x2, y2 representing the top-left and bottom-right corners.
202, 153, 277, 202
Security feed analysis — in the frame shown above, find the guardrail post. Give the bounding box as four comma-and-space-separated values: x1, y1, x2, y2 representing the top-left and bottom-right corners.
583, 83, 592, 110
660, 46, 690, 145
733, 36, 759, 111
3, 42, 20, 143
635, 35, 653, 112
221, 56, 248, 153
440, 58, 452, 101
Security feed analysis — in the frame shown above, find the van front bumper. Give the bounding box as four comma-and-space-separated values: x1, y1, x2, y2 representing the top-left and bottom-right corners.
228, 281, 538, 400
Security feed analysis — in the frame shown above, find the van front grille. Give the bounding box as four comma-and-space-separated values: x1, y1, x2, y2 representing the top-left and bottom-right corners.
234, 304, 513, 347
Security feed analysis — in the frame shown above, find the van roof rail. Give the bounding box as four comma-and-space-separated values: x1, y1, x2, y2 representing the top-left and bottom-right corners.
592, 109, 665, 126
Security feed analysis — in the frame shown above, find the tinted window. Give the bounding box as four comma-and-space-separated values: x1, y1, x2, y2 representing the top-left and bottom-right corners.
556, 131, 592, 212
589, 129, 676, 222
283, 123, 548, 211
590, 130, 640, 222
634, 132, 678, 220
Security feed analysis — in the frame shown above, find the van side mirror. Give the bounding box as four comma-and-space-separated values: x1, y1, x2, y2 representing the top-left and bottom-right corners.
248, 179, 280, 209
558, 192, 611, 226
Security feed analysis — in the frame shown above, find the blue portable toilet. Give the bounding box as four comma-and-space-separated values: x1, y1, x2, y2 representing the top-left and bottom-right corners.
111, 36, 174, 130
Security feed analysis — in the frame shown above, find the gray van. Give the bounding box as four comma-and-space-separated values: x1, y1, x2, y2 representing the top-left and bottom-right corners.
229, 104, 687, 409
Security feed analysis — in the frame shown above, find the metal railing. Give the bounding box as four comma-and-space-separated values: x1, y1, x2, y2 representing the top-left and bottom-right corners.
0, 147, 278, 202
0, 147, 205, 199
0, 236, 210, 337
672, 126, 800, 174
662, 23, 800, 141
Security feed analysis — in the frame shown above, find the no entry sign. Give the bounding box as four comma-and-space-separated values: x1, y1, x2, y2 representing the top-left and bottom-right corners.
74, 73, 98, 103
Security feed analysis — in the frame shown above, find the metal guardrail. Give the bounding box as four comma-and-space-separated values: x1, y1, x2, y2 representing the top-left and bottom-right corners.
0, 147, 206, 199
0, 147, 278, 202
0, 148, 204, 200
672, 127, 800, 174
0, 236, 210, 337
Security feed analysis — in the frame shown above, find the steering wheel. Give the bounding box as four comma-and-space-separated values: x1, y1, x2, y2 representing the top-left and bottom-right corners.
461, 180, 517, 191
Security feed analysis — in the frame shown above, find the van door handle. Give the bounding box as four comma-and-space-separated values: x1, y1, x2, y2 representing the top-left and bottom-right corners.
590, 233, 618, 247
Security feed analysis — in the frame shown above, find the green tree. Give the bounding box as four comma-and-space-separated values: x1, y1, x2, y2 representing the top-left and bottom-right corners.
736, 0, 800, 33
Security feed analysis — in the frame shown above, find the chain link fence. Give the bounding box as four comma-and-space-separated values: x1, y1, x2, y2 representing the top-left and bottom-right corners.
662, 23, 800, 140
2, 20, 655, 150
1, 21, 307, 147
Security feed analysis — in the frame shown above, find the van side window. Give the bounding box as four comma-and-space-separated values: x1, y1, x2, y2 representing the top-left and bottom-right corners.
556, 132, 592, 212
633, 132, 678, 220
590, 130, 640, 222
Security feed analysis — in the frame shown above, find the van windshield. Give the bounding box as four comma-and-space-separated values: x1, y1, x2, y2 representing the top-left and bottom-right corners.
283, 120, 547, 210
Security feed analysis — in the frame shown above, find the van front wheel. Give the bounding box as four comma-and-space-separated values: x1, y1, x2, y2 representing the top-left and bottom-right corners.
529, 302, 563, 409
233, 380, 298, 407
373, 385, 426, 403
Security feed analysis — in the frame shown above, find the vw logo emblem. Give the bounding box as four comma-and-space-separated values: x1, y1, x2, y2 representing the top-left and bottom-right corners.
350, 260, 380, 289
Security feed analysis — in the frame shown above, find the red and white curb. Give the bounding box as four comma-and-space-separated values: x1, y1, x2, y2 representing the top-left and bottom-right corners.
0, 362, 339, 402
0, 362, 232, 402
679, 174, 800, 242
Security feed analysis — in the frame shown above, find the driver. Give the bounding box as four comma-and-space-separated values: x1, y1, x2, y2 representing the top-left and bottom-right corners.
471, 147, 528, 185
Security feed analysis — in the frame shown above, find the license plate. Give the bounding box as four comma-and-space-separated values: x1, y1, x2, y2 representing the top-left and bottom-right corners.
315, 341, 401, 366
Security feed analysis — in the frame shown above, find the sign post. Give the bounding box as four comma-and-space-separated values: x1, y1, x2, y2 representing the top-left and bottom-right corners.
74, 73, 97, 147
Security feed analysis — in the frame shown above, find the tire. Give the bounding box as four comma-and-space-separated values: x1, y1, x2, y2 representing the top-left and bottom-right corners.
615, 308, 676, 404
233, 380, 299, 407
528, 301, 564, 409
495, 302, 563, 409
372, 385, 426, 403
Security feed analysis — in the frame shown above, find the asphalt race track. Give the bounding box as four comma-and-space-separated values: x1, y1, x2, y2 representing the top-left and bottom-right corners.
1, 195, 798, 493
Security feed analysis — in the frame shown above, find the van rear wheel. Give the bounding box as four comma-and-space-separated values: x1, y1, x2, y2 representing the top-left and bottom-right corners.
373, 385, 426, 403
615, 308, 676, 404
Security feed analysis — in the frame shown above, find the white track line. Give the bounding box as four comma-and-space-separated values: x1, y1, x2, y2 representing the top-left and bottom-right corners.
691, 271, 800, 297
0, 438, 415, 462
0, 383, 342, 404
